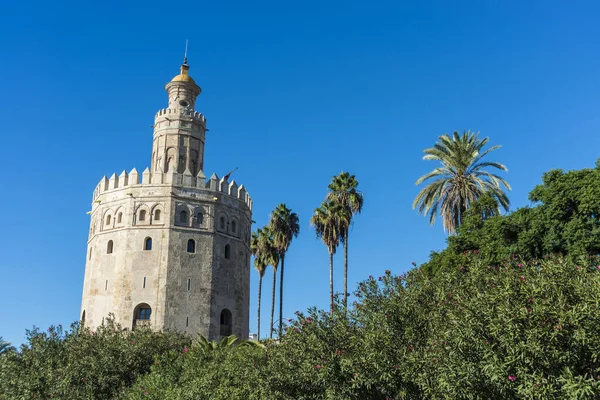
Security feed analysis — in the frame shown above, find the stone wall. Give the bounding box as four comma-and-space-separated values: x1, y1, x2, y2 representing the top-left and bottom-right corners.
81, 169, 251, 340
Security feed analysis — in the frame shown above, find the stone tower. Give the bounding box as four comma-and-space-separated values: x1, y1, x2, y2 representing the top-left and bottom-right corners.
80, 60, 252, 340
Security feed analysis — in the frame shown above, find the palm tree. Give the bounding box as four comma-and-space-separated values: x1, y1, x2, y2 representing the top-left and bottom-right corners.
310, 200, 348, 314
326, 172, 364, 309
0, 337, 11, 355
250, 228, 268, 340
413, 130, 510, 234
263, 230, 280, 339
269, 204, 300, 338
252, 227, 280, 339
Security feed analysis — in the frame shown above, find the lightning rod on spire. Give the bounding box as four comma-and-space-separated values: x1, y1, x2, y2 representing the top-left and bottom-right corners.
183, 39, 189, 65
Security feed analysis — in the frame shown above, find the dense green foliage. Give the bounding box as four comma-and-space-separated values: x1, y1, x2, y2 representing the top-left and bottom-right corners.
0, 319, 190, 400
423, 162, 600, 276
3, 255, 600, 399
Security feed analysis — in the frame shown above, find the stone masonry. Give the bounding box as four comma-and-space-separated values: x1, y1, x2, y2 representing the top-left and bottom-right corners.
80, 61, 252, 340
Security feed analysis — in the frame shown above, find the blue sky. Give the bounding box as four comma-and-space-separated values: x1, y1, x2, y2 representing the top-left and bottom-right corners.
1, 0, 599, 346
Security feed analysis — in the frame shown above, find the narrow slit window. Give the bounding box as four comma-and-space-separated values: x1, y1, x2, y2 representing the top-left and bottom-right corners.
187, 239, 195, 253
187, 278, 191, 291
186, 316, 189, 327
105, 280, 108, 291
88, 247, 92, 260
143, 277, 146, 288
224, 244, 231, 259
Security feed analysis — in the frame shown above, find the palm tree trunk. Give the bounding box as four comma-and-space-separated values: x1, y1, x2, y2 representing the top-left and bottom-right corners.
343, 231, 348, 310
270, 267, 277, 339
257, 276, 262, 340
329, 250, 334, 314
279, 254, 285, 338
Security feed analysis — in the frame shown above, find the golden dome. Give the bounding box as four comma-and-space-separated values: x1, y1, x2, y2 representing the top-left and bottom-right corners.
171, 64, 196, 84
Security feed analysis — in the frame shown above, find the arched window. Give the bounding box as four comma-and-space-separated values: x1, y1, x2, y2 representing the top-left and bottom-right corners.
231, 220, 236, 233
117, 212, 122, 223
133, 303, 152, 329
154, 209, 161, 221
180, 210, 188, 224
187, 239, 195, 253
144, 237, 152, 251
220, 309, 232, 336
220, 217, 225, 229
106, 214, 111, 225
224, 244, 231, 259
107, 240, 114, 254
196, 213, 204, 225
139, 210, 146, 221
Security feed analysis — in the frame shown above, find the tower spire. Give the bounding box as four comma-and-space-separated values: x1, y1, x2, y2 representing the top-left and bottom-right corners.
183, 39, 188, 65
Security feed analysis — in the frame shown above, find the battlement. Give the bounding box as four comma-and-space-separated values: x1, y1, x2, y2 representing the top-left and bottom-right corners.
154, 108, 205, 124
92, 168, 252, 210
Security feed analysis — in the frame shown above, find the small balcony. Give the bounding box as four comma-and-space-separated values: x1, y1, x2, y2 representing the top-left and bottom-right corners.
134, 319, 151, 328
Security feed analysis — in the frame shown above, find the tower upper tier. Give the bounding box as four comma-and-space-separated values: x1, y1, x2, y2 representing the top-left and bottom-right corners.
152, 61, 206, 175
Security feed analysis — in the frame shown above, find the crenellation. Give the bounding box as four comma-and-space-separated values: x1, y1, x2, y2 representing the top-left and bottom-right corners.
109, 173, 118, 190
182, 168, 194, 187
238, 184, 246, 201
101, 176, 109, 191
129, 168, 139, 185
119, 170, 129, 187
154, 108, 206, 125
228, 180, 238, 197
141, 168, 151, 184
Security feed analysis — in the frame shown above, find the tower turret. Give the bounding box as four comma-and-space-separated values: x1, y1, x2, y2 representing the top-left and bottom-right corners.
152, 61, 207, 175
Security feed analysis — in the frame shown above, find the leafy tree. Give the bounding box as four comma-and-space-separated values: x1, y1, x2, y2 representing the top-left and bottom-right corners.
413, 130, 510, 233
423, 161, 600, 276
310, 200, 348, 313
0, 318, 190, 400
326, 172, 364, 309
269, 204, 300, 338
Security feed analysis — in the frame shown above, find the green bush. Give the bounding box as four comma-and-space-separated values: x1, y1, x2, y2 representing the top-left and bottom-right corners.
423, 162, 600, 276
0, 317, 190, 400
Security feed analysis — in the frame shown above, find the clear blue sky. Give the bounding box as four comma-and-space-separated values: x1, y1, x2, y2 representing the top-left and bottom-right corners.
1, 0, 599, 346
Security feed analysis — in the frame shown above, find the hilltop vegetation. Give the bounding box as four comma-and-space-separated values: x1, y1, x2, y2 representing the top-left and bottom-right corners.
2, 254, 600, 399
2, 162, 600, 399
424, 161, 600, 276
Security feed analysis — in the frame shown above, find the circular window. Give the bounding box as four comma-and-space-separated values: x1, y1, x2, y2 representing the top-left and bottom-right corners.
179, 100, 189, 107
